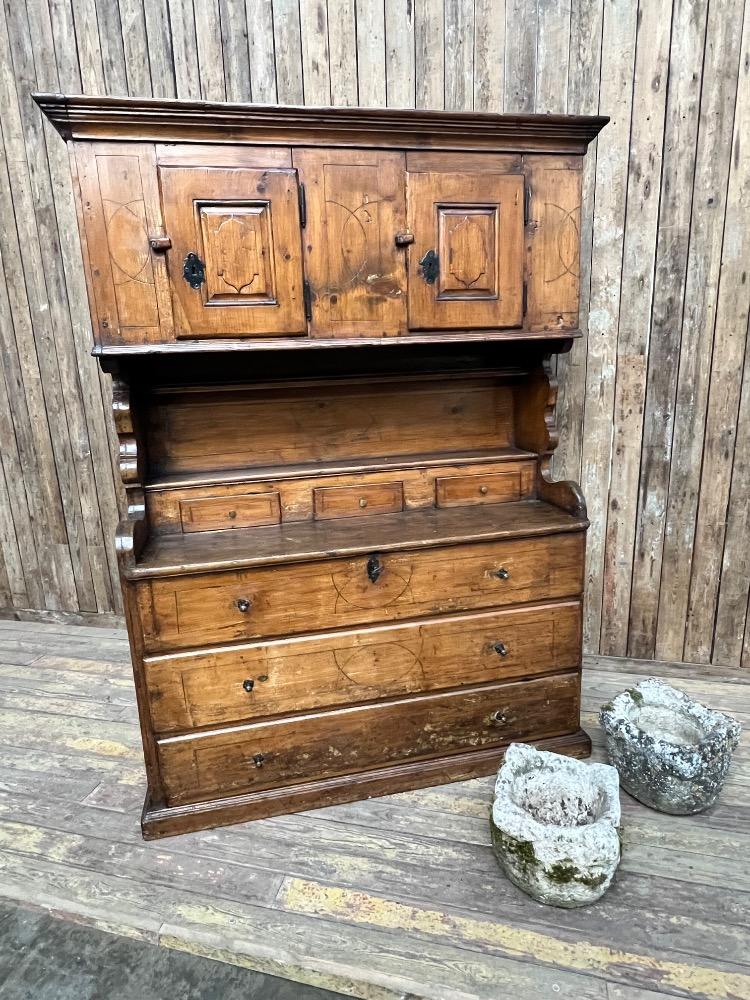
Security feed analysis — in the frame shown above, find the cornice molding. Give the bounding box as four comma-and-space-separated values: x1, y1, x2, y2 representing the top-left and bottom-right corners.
34, 93, 608, 153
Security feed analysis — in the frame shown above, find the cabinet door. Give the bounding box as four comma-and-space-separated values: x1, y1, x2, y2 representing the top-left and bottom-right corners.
159, 165, 305, 337
294, 149, 407, 337
407, 170, 524, 330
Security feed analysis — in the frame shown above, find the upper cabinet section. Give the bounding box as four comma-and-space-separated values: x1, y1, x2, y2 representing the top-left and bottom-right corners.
39, 95, 607, 351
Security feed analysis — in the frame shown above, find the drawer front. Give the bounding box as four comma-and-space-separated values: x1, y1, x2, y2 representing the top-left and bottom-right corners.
180, 492, 281, 532
137, 532, 585, 652
157, 671, 581, 805
436, 471, 524, 507
145, 601, 582, 732
313, 482, 404, 520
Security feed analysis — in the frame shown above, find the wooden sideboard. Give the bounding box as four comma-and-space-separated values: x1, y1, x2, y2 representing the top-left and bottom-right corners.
36, 94, 607, 839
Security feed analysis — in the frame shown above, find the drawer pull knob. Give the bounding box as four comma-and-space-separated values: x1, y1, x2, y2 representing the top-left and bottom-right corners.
251, 753, 266, 768
479, 485, 489, 495
242, 678, 255, 693
228, 509, 237, 520
493, 641, 509, 657
367, 554, 384, 584
359, 497, 368, 508
492, 567, 510, 580
236, 598, 252, 613
490, 710, 507, 726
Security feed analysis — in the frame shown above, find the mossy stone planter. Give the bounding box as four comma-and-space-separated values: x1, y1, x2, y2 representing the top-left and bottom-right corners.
599, 677, 741, 815
490, 743, 621, 908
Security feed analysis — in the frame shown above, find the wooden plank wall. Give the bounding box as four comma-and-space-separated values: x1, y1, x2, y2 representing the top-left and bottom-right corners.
0, 0, 748, 669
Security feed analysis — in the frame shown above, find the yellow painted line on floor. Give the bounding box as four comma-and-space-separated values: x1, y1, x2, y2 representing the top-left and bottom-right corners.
280, 878, 750, 1000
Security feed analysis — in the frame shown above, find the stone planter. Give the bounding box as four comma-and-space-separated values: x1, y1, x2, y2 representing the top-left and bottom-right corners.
599, 677, 741, 815
490, 743, 621, 908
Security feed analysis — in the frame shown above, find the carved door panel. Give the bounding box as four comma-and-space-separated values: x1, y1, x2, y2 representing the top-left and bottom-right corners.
294, 149, 408, 337
407, 169, 525, 330
159, 165, 305, 337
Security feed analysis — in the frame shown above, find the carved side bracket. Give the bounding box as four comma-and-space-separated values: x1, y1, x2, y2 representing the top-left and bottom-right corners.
514, 357, 587, 520
111, 374, 148, 573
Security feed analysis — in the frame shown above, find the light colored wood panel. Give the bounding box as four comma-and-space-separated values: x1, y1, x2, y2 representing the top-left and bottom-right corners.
685, 4, 750, 663
271, 0, 304, 103
473, 0, 504, 111
118, 0, 152, 96
219, 0, 251, 102
194, 0, 226, 101
143, 0, 176, 98
356, 0, 386, 106
503, 0, 536, 112
299, 0, 331, 105
415, 0, 444, 110
445, 0, 474, 111
96, 0, 128, 93
166, 0, 201, 99
714, 338, 750, 666
554, 0, 603, 485
600, 0, 671, 657
628, 0, 709, 659
328, 0, 357, 106
656, 0, 746, 661
385, 0, 415, 108
580, 0, 638, 652
535, 0, 570, 113
69, 0, 105, 92
247, 0, 277, 102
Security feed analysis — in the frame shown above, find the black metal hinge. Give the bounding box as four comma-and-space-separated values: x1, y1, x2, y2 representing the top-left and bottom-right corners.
303, 279, 312, 321
524, 184, 532, 228
298, 182, 307, 228
522, 278, 528, 315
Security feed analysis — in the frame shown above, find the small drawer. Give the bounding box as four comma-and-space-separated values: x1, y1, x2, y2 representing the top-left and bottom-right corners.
156, 671, 581, 805
436, 471, 522, 507
179, 492, 280, 533
313, 481, 404, 520
144, 601, 582, 732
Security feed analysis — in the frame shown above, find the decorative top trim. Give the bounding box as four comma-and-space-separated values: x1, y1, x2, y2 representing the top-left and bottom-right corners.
33, 93, 608, 153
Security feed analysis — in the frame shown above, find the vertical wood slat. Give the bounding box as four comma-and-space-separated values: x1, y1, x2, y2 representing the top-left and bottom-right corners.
580, 0, 638, 652
600, 0, 672, 657
1, 0, 750, 669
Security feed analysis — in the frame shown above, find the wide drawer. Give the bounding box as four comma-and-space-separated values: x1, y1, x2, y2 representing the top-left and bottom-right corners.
136, 532, 584, 652
157, 671, 581, 805
145, 600, 582, 733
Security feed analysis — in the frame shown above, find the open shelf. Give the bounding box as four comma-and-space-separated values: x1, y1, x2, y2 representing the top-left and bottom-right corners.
127, 499, 588, 580
145, 446, 538, 492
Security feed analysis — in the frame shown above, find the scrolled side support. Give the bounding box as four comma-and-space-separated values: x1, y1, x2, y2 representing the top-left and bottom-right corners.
514, 356, 588, 521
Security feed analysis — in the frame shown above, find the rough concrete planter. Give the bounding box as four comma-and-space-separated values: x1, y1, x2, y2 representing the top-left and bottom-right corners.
490, 743, 621, 908
599, 678, 741, 815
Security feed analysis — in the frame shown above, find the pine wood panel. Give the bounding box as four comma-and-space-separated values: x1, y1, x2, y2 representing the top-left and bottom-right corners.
2, 0, 750, 670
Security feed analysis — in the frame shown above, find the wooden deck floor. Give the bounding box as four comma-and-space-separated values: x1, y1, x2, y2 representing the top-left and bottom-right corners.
0, 617, 748, 1000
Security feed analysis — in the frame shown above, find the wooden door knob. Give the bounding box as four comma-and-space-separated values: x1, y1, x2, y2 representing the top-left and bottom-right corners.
394, 231, 415, 246
149, 235, 172, 251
